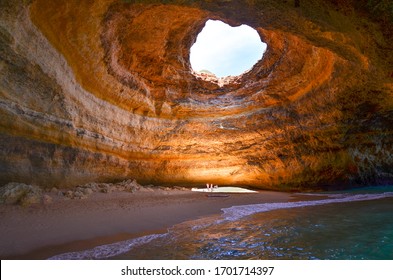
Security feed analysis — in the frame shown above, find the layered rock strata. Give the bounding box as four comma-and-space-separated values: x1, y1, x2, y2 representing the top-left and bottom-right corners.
0, 0, 392, 190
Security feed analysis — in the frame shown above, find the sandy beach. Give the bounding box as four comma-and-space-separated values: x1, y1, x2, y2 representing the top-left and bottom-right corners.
0, 186, 297, 259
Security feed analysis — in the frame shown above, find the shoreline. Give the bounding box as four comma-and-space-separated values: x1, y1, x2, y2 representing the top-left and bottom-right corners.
0, 187, 305, 260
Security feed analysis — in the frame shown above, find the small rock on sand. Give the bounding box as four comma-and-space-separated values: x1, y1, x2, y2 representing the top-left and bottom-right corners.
43, 194, 53, 204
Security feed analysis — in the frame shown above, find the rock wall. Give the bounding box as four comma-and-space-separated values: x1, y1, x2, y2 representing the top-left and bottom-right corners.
0, 0, 392, 190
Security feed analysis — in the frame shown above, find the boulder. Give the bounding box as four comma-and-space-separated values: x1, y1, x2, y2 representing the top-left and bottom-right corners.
0, 182, 42, 205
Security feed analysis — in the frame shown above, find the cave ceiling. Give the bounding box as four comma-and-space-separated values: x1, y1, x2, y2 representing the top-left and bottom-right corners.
0, 0, 392, 190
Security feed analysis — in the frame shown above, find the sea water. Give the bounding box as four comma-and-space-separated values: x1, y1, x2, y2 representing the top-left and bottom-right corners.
50, 186, 393, 260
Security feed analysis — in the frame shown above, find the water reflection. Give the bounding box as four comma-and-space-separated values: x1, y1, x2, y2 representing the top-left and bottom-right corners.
115, 198, 393, 260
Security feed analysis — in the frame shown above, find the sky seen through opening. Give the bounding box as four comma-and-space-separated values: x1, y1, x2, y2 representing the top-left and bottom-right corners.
190, 20, 267, 78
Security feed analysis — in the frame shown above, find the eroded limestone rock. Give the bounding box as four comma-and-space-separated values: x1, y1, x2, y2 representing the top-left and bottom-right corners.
0, 182, 43, 206
0, 0, 392, 191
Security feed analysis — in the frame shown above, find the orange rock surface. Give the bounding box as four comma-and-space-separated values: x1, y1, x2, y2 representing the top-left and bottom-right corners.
0, 0, 392, 190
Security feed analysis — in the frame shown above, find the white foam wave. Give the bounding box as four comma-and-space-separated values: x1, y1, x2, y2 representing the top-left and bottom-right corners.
48, 233, 167, 260
222, 192, 393, 221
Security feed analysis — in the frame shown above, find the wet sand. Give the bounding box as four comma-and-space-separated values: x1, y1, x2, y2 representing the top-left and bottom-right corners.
0, 187, 300, 259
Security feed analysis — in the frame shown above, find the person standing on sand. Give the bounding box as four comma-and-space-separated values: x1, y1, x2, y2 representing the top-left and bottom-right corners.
206, 183, 214, 192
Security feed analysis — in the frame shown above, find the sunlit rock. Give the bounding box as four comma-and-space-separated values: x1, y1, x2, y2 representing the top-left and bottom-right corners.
0, 0, 392, 191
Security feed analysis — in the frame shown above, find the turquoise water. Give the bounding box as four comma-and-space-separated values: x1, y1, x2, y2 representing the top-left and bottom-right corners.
50, 186, 393, 260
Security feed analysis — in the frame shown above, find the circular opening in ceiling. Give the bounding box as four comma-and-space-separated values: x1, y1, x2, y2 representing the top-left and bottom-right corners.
190, 19, 267, 80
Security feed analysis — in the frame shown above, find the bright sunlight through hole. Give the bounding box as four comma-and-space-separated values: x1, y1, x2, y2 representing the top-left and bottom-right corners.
190, 20, 267, 78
